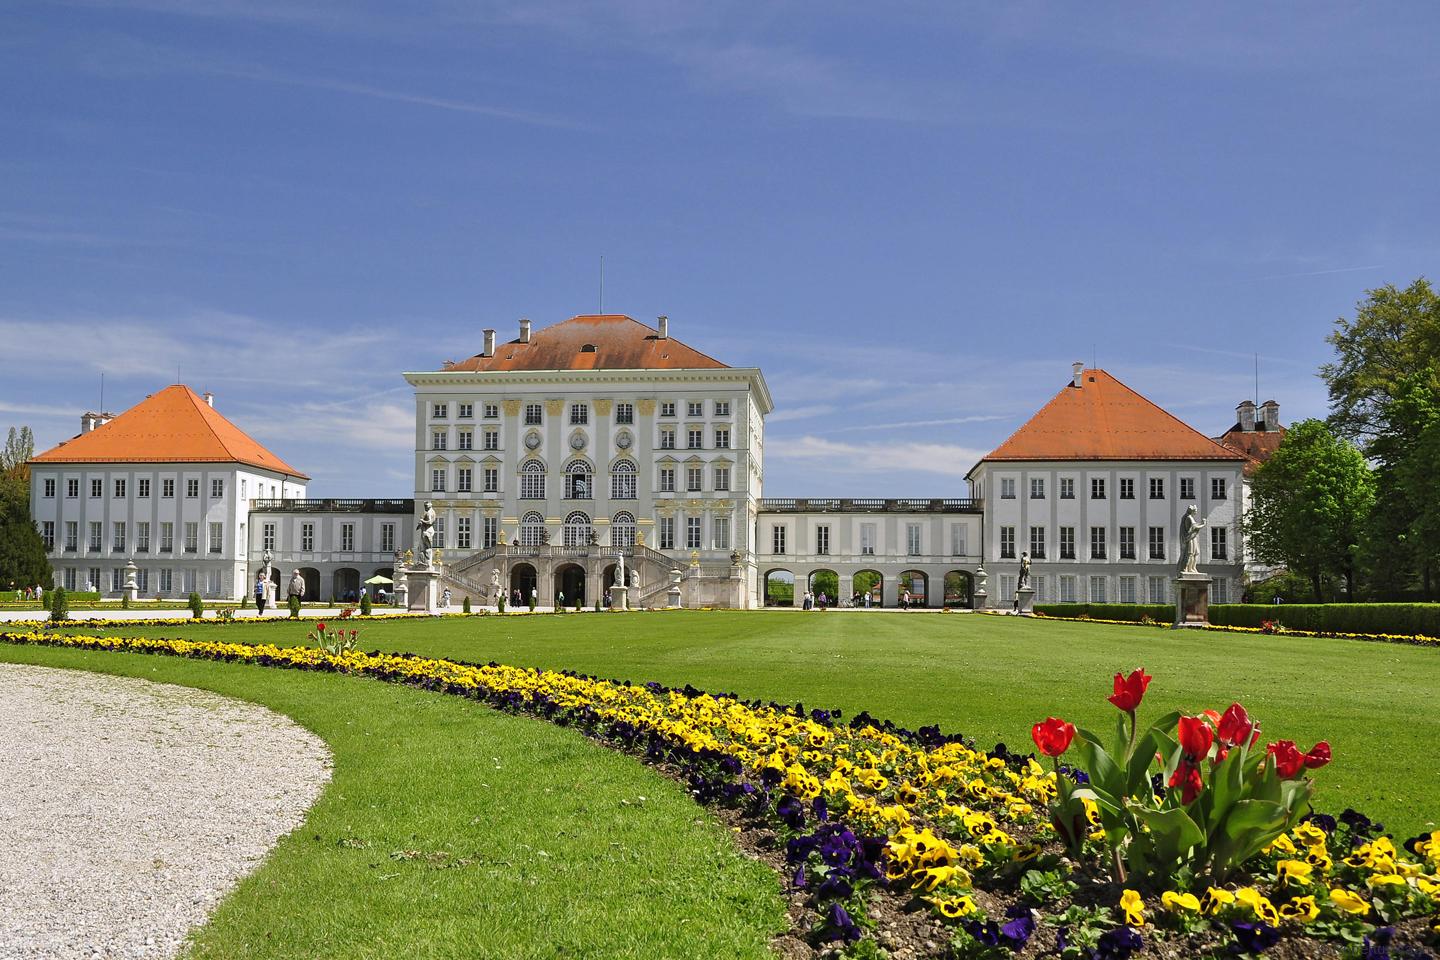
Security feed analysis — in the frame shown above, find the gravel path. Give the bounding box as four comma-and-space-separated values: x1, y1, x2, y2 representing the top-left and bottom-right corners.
0, 664, 332, 959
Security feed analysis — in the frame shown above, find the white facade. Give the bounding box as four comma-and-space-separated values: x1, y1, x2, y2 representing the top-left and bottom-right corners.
246, 499, 410, 602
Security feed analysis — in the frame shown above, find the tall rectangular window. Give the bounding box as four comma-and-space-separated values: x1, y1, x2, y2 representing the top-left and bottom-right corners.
483, 517, 498, 548
570, 403, 588, 425
432, 430, 448, 450
263, 523, 276, 550
483, 429, 499, 451
431, 402, 447, 419
659, 516, 675, 550
1148, 576, 1167, 603
67, 478, 79, 498
162, 478, 175, 498
458, 403, 473, 418
1119, 576, 1137, 603
1000, 478, 1016, 499
907, 523, 922, 556
113, 522, 126, 552
615, 402, 634, 424
457, 430, 473, 451
1091, 477, 1106, 499
950, 523, 966, 557
712, 517, 730, 550
999, 525, 1015, 559
208, 522, 223, 553
1120, 477, 1134, 500
1030, 477, 1045, 499
42, 521, 54, 550
186, 479, 199, 498
1059, 526, 1075, 559
687, 401, 703, 417
112, 568, 124, 592
1029, 525, 1046, 559
1089, 576, 1108, 603
160, 522, 173, 553
686, 517, 702, 549
686, 465, 703, 492
182, 569, 196, 593
1148, 526, 1166, 560
1060, 575, 1076, 603
457, 467, 473, 493
772, 525, 786, 554
138, 478, 150, 498
64, 567, 76, 590
687, 428, 703, 449
88, 521, 102, 552
483, 467, 498, 493
341, 523, 355, 551
43, 478, 55, 498
524, 403, 543, 425
184, 522, 198, 553
64, 521, 77, 551
301, 523, 314, 551
1211, 526, 1228, 560
211, 478, 224, 499
158, 568, 172, 593
660, 401, 676, 417
713, 466, 730, 491
1119, 526, 1135, 559
1149, 477, 1165, 499
431, 468, 446, 492
1060, 478, 1074, 499
520, 466, 544, 499
1089, 526, 1106, 559
714, 401, 730, 416
381, 524, 395, 553
114, 478, 126, 498
456, 517, 472, 549
714, 427, 730, 449
660, 428, 676, 450
1215, 578, 1229, 603
815, 524, 830, 556
861, 523, 876, 555
91, 478, 103, 498
1180, 477, 1196, 499
659, 467, 675, 493
1211, 477, 1227, 500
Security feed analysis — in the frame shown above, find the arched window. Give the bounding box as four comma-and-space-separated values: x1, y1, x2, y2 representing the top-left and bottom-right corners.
611, 511, 636, 550
563, 511, 592, 547
564, 460, 592, 499
519, 460, 545, 500
519, 511, 545, 546
611, 459, 637, 500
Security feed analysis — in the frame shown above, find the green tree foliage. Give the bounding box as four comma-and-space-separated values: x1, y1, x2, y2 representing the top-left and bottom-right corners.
0, 471, 51, 591
809, 570, 838, 601
852, 571, 881, 602
1244, 420, 1375, 601
2, 426, 34, 477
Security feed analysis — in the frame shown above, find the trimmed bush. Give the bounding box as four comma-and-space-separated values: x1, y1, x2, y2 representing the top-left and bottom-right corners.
497, 596, 506, 613
361, 593, 373, 616
188, 592, 204, 619
1034, 603, 1174, 623
240, 591, 251, 609
461, 595, 470, 614
1210, 603, 1440, 636
48, 586, 68, 622
121, 594, 131, 610
288, 594, 302, 619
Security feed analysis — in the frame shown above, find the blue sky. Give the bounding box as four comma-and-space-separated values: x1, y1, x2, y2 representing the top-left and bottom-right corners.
3, 2, 1437, 496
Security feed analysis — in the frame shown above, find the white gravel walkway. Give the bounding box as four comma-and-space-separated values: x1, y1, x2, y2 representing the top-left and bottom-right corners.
0, 664, 332, 960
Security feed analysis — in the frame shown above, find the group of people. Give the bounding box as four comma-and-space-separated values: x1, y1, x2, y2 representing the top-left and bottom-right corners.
253, 569, 307, 616
800, 590, 829, 610
9, 582, 44, 603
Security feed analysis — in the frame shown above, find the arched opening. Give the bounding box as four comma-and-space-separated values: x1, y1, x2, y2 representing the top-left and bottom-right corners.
554, 563, 586, 607
808, 569, 839, 607
519, 511, 545, 547
944, 570, 974, 608
602, 563, 619, 591
519, 459, 546, 500
563, 510, 592, 547
611, 511, 636, 550
564, 460, 593, 500
611, 460, 637, 500
899, 570, 928, 608
332, 567, 360, 604
510, 562, 537, 605
853, 570, 882, 608
298, 567, 320, 601
764, 569, 795, 607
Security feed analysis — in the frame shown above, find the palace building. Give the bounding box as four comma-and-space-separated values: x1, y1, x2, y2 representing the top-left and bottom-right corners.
29, 315, 1265, 608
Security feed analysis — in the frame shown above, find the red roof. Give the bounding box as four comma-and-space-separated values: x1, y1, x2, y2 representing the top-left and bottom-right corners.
446, 315, 729, 372
1214, 423, 1287, 477
30, 385, 308, 478
978, 369, 1246, 465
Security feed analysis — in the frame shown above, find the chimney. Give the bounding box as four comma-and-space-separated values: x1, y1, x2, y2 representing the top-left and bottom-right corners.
657, 315, 669, 339
80, 412, 97, 434
1072, 361, 1083, 387
203, 391, 214, 408
1237, 400, 1256, 432
1259, 399, 1280, 430
483, 329, 496, 357
519, 318, 532, 343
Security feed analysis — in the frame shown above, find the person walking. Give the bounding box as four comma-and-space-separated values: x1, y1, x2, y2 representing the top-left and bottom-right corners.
254, 571, 269, 616
287, 569, 306, 609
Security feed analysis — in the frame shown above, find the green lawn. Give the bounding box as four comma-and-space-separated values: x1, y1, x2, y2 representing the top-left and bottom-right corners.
55, 610, 1440, 836
0, 642, 784, 960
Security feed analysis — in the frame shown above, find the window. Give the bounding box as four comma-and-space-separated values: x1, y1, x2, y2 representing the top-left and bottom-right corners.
484, 403, 498, 419
182, 569, 196, 594
686, 428, 703, 449
458, 403, 473, 419
240, 479, 246, 501
42, 521, 54, 550
1119, 526, 1136, 560
659, 466, 675, 492
1180, 478, 1195, 499
1000, 575, 1015, 602
1059, 526, 1075, 560
520, 512, 545, 547
712, 516, 730, 550
432, 403, 448, 419
162, 478, 175, 498
158, 568, 173, 594
1090, 526, 1106, 559
263, 523, 276, 550
138, 478, 150, 498
686, 465, 703, 492
520, 460, 545, 499
64, 521, 77, 551
1000, 478, 1016, 499
111, 522, 125, 553
861, 523, 877, 555
660, 428, 676, 450
457, 430, 473, 451
1089, 576, 1108, 603
660, 401, 676, 418
1148, 576, 1167, 603
1148, 477, 1164, 499
456, 516, 472, 549
815, 525, 831, 556
483, 517, 498, 549
431, 468, 446, 493
1119, 477, 1134, 499
1211, 526, 1228, 560
1030, 477, 1045, 499
570, 403, 589, 425
999, 526, 1015, 559
1211, 477, 1227, 500
611, 460, 637, 499
1060, 478, 1075, 499
1029, 526, 1046, 559
686, 517, 702, 549
687, 401, 703, 417
659, 516, 675, 550
211, 478, 224, 499
340, 523, 355, 552
381, 523, 395, 553
64, 568, 76, 590
88, 567, 101, 592
616, 402, 634, 424
714, 427, 730, 449
524, 403, 543, 425
1060, 575, 1077, 603
88, 521, 102, 552
950, 523, 966, 557
1033, 575, 1047, 603
43, 478, 55, 498
1119, 575, 1137, 603
1214, 578, 1229, 604
432, 430, 448, 450
1091, 477, 1106, 499
67, 478, 78, 498
564, 461, 592, 499
611, 512, 635, 550
91, 478, 102, 498
160, 522, 174, 553
457, 467, 473, 493
186, 479, 199, 498
1148, 526, 1166, 560
301, 523, 314, 551
713, 465, 730, 491
563, 511, 591, 547
771, 525, 787, 554
135, 568, 148, 594
112, 568, 124, 592
184, 522, 199, 553
483, 467, 498, 493
208, 522, 223, 553
112, 478, 125, 498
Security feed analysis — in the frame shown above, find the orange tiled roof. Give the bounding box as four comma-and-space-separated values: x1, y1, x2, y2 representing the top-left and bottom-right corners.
1214, 423, 1287, 477
978, 369, 1247, 465
447, 315, 729, 372
30, 385, 308, 478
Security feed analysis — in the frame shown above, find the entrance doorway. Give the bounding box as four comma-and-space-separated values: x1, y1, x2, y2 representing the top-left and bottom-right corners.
510, 563, 537, 605
555, 564, 586, 607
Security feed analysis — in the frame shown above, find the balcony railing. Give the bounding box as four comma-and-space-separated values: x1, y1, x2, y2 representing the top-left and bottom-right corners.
250, 498, 415, 513
758, 498, 983, 514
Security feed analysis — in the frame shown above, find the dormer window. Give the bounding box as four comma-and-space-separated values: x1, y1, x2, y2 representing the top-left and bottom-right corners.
580, 343, 597, 353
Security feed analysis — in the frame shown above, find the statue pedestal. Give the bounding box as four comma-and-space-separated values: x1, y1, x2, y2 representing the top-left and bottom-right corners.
406, 566, 439, 613
609, 584, 629, 611
1013, 585, 1035, 615
667, 571, 682, 609
1172, 574, 1212, 627
972, 588, 987, 611
122, 559, 139, 605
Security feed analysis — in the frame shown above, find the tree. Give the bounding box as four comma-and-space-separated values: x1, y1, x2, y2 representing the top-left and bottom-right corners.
0, 470, 51, 590
2, 426, 34, 482
1245, 420, 1375, 601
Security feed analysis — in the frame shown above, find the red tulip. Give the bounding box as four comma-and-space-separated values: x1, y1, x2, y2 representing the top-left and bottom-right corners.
1031, 716, 1076, 757
1302, 741, 1331, 770
1216, 702, 1257, 748
1177, 715, 1214, 758
1168, 760, 1205, 805
1108, 668, 1152, 713
316, 621, 326, 631
1267, 740, 1304, 779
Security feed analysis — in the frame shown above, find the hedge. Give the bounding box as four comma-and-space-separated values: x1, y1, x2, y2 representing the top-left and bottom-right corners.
1032, 603, 1173, 622
1209, 603, 1440, 636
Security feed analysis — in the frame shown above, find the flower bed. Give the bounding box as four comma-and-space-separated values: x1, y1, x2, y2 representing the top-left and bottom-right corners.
1, 629, 1435, 958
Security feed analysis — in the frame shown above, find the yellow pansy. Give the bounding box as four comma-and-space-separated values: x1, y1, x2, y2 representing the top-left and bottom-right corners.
930, 895, 978, 919
1265, 834, 1297, 856
914, 865, 971, 892
1119, 889, 1146, 926
1279, 895, 1320, 924
1235, 887, 1280, 925
1292, 823, 1327, 847
1368, 873, 1407, 889
1201, 886, 1236, 915
1277, 859, 1314, 886
1161, 891, 1201, 914
1329, 888, 1372, 916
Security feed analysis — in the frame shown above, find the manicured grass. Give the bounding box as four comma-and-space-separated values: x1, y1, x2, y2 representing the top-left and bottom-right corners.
65, 610, 1440, 836
0, 642, 785, 960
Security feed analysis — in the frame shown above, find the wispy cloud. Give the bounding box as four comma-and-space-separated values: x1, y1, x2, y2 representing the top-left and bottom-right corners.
1231, 265, 1384, 284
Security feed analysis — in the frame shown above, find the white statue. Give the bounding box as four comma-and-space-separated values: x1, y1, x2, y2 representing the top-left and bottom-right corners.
615, 552, 627, 587
416, 501, 436, 568
1178, 504, 1207, 575
629, 569, 640, 590
490, 567, 502, 600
